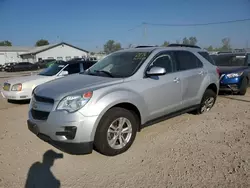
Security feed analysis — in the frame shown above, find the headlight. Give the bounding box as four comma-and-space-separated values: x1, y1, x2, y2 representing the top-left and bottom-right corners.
57, 91, 93, 113
11, 83, 22, 91
226, 72, 243, 78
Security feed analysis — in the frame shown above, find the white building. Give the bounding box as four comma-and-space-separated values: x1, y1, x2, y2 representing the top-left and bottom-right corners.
0, 42, 89, 65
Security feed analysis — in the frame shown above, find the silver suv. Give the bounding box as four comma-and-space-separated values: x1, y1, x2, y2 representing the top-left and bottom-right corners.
27, 44, 220, 156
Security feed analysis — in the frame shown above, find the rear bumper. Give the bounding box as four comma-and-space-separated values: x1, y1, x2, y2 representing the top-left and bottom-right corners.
27, 120, 93, 155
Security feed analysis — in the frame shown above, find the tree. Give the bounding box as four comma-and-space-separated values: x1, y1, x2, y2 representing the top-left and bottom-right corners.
182, 37, 198, 45
182, 37, 189, 45
35, 39, 49, 47
103, 40, 121, 54
189, 37, 197, 45
162, 41, 170, 47
206, 45, 214, 51
0, 40, 12, 46
221, 37, 231, 51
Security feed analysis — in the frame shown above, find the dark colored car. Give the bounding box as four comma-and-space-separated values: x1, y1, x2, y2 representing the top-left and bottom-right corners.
35, 59, 56, 69
4, 62, 18, 72
7, 62, 39, 72
210, 52, 250, 95
0, 64, 3, 71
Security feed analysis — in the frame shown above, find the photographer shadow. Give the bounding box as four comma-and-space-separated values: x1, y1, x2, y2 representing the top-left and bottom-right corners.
25, 150, 63, 188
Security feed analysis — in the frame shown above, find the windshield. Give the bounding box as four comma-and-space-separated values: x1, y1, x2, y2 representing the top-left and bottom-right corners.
212, 55, 247, 66
83, 51, 150, 78
38, 63, 66, 76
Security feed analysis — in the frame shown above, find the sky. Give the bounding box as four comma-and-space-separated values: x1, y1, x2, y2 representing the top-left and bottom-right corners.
0, 0, 250, 52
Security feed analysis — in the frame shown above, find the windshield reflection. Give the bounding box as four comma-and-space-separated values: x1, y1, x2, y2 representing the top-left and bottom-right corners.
38, 63, 66, 76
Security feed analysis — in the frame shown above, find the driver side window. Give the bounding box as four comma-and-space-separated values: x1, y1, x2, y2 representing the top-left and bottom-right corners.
150, 53, 174, 73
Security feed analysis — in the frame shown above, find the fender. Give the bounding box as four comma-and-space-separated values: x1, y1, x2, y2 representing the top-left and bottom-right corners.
79, 89, 149, 140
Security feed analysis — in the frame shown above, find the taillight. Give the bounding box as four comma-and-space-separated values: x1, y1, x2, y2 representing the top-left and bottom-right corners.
216, 67, 220, 77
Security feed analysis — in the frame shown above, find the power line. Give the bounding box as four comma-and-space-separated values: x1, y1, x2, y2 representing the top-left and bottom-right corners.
142, 18, 250, 27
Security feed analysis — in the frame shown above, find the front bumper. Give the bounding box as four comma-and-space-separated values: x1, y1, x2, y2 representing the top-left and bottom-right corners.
27, 120, 93, 155
219, 83, 240, 92
27, 109, 99, 155
1, 89, 31, 100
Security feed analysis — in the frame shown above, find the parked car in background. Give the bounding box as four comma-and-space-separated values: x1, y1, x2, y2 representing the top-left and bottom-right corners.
35, 59, 56, 69
0, 64, 3, 71
1, 60, 97, 101
27, 44, 219, 156
4, 62, 18, 72
211, 52, 250, 95
6, 62, 39, 72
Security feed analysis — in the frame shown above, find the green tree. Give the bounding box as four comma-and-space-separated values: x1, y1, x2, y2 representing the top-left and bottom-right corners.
182, 37, 198, 45
0, 40, 12, 46
182, 37, 189, 45
35, 39, 49, 47
221, 37, 231, 51
104, 40, 122, 54
189, 37, 197, 45
206, 45, 214, 51
162, 41, 170, 47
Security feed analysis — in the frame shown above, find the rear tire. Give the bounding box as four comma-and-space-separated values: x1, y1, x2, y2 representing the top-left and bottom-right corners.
94, 107, 138, 156
238, 77, 248, 95
195, 89, 216, 115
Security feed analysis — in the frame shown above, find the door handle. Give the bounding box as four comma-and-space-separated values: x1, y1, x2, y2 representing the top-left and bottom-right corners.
173, 77, 180, 83
198, 71, 204, 75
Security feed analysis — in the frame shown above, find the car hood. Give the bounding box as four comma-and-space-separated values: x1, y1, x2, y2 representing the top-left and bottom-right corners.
5, 74, 50, 85
35, 74, 124, 101
218, 66, 249, 74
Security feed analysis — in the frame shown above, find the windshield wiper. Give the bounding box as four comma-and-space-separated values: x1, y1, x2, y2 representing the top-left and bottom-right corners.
94, 70, 114, 77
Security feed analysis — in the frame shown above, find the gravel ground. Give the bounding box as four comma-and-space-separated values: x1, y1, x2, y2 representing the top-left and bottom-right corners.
0, 73, 250, 188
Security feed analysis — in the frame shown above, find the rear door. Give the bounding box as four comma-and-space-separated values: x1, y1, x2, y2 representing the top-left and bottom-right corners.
174, 50, 206, 108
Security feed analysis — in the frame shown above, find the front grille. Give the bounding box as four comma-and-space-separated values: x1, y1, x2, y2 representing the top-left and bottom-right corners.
31, 109, 50, 120
34, 94, 54, 104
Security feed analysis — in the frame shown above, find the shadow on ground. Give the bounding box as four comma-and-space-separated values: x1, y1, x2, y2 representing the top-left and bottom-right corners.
25, 150, 63, 188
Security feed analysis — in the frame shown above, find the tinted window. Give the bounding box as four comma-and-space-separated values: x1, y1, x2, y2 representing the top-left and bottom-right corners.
247, 54, 250, 66
65, 63, 80, 74
198, 52, 215, 65
212, 55, 247, 66
175, 51, 203, 71
38, 63, 66, 76
150, 53, 174, 73
82, 61, 96, 70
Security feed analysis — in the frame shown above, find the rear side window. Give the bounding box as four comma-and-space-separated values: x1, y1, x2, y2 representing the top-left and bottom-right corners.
65, 63, 80, 74
82, 61, 96, 70
175, 51, 203, 71
198, 52, 215, 65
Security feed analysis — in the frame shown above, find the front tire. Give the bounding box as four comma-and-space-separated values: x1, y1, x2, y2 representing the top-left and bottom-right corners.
238, 77, 248, 95
195, 89, 216, 115
94, 107, 138, 156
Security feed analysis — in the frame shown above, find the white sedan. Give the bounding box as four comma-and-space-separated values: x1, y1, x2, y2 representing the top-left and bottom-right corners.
1, 61, 85, 101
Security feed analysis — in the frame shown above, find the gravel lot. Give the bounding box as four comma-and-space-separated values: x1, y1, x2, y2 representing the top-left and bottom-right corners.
0, 72, 250, 188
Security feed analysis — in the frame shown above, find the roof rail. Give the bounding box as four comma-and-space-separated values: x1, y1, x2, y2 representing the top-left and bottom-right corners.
135, 45, 157, 48
168, 43, 201, 49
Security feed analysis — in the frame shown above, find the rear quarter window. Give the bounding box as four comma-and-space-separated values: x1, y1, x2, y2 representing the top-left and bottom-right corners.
198, 52, 215, 65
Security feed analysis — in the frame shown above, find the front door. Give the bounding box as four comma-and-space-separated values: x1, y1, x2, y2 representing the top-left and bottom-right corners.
142, 51, 182, 120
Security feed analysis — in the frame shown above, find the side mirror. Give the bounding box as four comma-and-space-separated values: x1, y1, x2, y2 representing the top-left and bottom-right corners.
146, 66, 166, 76
59, 70, 68, 76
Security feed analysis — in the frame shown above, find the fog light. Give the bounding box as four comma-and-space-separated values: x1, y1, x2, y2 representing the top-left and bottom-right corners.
56, 126, 77, 140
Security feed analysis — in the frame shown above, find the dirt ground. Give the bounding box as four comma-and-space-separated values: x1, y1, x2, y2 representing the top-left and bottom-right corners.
0, 73, 250, 188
